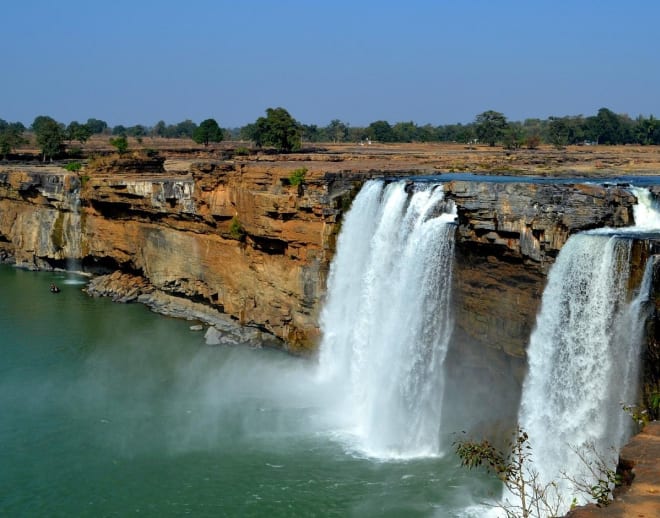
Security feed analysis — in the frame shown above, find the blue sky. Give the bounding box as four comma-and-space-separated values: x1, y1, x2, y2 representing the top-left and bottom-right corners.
4, 0, 659, 128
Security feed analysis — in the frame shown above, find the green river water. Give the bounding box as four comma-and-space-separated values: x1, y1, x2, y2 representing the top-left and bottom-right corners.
0, 265, 495, 517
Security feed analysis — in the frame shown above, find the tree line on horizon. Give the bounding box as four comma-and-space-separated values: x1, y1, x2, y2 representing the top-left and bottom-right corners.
2, 107, 660, 161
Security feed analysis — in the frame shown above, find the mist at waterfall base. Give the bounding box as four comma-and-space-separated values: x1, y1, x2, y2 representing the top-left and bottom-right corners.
0, 265, 496, 517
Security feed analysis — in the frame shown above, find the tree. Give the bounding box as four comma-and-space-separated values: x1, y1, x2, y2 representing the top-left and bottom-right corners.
597, 108, 623, 144
152, 120, 167, 138
392, 121, 418, 142
66, 121, 92, 144
301, 123, 323, 142
325, 119, 349, 143
548, 117, 570, 149
109, 135, 129, 155
112, 125, 127, 136
32, 115, 65, 161
367, 120, 395, 142
0, 119, 26, 158
172, 119, 198, 138
126, 125, 147, 138
475, 110, 508, 146
192, 118, 223, 147
503, 123, 525, 150
85, 118, 108, 134
251, 107, 301, 152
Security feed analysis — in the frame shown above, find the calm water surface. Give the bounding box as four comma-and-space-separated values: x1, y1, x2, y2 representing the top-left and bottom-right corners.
0, 265, 494, 517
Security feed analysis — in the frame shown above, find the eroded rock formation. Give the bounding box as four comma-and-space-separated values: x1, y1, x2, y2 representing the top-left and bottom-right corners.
0, 159, 649, 359
445, 180, 637, 357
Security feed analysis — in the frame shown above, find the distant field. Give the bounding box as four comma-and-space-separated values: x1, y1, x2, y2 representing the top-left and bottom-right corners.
7, 135, 660, 177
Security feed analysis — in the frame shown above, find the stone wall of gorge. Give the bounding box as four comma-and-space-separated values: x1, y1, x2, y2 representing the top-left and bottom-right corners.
444, 180, 637, 358
0, 160, 648, 359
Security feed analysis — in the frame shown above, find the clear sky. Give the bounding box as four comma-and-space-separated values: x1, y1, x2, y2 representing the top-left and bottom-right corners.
4, 0, 659, 128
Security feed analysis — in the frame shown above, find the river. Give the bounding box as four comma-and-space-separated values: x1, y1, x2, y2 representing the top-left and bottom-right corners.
0, 265, 494, 517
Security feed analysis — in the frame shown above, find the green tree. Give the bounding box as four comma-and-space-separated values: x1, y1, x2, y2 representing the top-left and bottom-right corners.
503, 123, 524, 150
588, 108, 626, 145
252, 107, 301, 152
109, 135, 129, 154
152, 120, 167, 138
66, 121, 92, 144
32, 115, 65, 161
112, 125, 127, 136
392, 121, 418, 142
367, 120, 395, 142
548, 117, 570, 149
172, 119, 198, 138
192, 118, 223, 146
475, 110, 508, 146
126, 125, 147, 138
0, 119, 26, 158
634, 115, 660, 145
325, 119, 349, 143
301, 123, 323, 142
85, 118, 108, 134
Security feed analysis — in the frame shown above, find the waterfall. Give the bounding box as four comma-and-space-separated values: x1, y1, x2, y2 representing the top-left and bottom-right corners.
318, 180, 457, 459
631, 186, 660, 229
62, 187, 85, 281
517, 187, 659, 514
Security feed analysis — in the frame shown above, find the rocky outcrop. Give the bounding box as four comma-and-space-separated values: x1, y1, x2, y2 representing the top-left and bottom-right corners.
566, 421, 660, 518
0, 160, 649, 357
444, 180, 637, 357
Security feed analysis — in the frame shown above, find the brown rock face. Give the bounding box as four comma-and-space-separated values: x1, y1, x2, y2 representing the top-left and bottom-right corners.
77, 159, 353, 352
445, 180, 636, 357
566, 421, 660, 518
0, 161, 644, 357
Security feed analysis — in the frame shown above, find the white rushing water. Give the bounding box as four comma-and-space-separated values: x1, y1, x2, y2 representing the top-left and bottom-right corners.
632, 186, 660, 229
517, 187, 659, 514
318, 180, 457, 459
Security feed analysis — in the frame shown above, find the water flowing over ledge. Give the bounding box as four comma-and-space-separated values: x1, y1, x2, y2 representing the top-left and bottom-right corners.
317, 180, 457, 459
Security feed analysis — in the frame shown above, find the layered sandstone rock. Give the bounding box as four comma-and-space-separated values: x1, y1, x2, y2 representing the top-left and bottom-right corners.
444, 180, 636, 357
0, 160, 647, 356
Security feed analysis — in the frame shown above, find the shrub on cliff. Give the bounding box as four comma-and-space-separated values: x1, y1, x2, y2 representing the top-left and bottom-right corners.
288, 167, 307, 187
109, 135, 129, 155
64, 161, 82, 172
229, 216, 246, 241
455, 427, 620, 516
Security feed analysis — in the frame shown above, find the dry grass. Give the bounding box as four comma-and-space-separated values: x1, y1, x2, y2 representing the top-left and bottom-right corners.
8, 136, 660, 177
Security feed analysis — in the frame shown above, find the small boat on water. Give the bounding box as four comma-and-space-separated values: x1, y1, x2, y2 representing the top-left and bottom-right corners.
50, 283, 60, 293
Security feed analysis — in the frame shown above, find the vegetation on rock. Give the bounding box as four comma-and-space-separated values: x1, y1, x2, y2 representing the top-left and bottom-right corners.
229, 216, 245, 241
109, 135, 129, 155
288, 167, 307, 187
64, 161, 82, 172
455, 427, 620, 517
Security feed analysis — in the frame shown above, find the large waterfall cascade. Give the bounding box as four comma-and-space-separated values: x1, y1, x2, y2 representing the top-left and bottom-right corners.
517, 186, 659, 513
317, 180, 457, 459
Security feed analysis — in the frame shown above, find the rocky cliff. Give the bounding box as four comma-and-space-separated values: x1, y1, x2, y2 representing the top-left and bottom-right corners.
445, 180, 638, 358
0, 159, 650, 359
